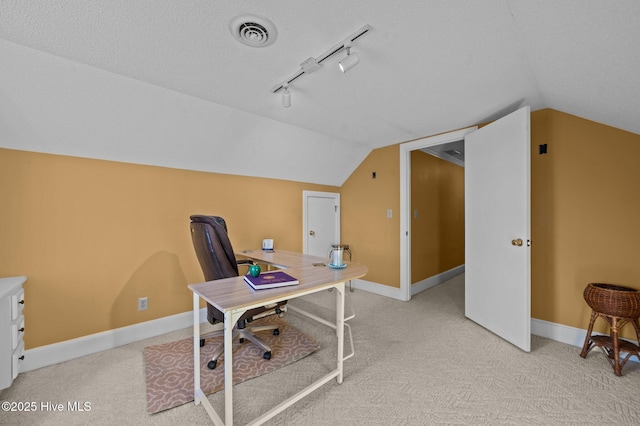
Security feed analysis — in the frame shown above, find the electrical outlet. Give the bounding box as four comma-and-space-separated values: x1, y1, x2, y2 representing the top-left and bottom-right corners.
138, 296, 148, 311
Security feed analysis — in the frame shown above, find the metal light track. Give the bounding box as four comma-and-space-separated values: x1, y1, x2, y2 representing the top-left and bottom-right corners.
271, 24, 372, 93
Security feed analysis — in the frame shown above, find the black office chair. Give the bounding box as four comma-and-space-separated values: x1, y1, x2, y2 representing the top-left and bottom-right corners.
190, 215, 286, 369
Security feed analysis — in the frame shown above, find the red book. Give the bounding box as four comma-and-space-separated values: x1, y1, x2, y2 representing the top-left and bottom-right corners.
244, 271, 299, 290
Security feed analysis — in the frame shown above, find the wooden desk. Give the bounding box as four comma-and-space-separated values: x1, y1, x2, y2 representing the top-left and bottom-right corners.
237, 248, 329, 269
188, 253, 368, 425
238, 248, 357, 336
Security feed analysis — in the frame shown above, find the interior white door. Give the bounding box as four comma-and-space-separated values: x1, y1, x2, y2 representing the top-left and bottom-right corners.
464, 106, 531, 352
303, 191, 340, 258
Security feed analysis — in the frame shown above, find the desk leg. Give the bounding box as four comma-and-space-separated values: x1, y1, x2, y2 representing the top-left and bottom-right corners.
193, 293, 201, 404
336, 282, 345, 384
224, 310, 234, 425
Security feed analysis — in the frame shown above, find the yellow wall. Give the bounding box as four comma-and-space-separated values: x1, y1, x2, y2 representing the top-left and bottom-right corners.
3, 108, 640, 349
342, 109, 640, 338
410, 151, 464, 282
0, 149, 337, 348
340, 144, 465, 289
531, 109, 640, 337
341, 145, 400, 287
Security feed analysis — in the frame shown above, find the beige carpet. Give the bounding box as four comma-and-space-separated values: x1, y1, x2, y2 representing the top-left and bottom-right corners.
144, 317, 319, 414
2, 273, 640, 425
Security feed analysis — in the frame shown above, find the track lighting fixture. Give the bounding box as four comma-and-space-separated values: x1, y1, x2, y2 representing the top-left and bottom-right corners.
282, 83, 291, 107
272, 24, 371, 106
338, 42, 360, 73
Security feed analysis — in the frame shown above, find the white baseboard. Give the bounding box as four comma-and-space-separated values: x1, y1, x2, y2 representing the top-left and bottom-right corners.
358, 273, 638, 363
353, 265, 465, 300
22, 308, 209, 373
532, 317, 638, 362
22, 285, 638, 372
411, 265, 465, 296
22, 278, 405, 373
531, 317, 586, 347
350, 278, 404, 300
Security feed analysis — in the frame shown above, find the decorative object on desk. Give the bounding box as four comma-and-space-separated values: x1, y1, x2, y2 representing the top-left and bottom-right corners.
330, 243, 354, 291
144, 317, 319, 414
262, 238, 274, 251
245, 270, 299, 289
249, 264, 261, 277
330, 245, 343, 267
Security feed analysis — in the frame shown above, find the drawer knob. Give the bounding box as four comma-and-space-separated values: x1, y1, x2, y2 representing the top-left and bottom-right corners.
19, 356, 24, 361
19, 327, 24, 333
19, 300, 25, 305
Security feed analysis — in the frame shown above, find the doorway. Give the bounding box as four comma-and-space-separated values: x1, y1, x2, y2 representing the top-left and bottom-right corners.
399, 127, 477, 301
400, 107, 531, 351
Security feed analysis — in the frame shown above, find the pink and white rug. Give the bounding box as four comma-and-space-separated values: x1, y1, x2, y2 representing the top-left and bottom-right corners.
144, 318, 319, 414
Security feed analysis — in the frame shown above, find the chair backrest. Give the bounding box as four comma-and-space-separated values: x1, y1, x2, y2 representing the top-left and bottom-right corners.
190, 215, 239, 281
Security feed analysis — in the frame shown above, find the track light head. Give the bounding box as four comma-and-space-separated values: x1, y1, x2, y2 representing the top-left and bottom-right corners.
339, 42, 360, 73
282, 83, 291, 107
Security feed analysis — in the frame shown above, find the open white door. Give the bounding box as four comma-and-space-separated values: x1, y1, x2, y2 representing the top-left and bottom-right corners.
464, 106, 531, 352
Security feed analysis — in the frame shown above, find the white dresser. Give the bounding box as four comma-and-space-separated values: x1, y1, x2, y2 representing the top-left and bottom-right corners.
0, 276, 26, 390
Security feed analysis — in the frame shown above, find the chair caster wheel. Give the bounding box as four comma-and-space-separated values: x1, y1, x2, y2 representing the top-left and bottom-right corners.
273, 328, 280, 336
207, 360, 217, 370
263, 351, 272, 360
239, 338, 245, 343
200, 339, 205, 348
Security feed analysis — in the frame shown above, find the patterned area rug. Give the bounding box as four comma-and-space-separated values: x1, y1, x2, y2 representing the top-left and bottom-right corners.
144, 317, 319, 414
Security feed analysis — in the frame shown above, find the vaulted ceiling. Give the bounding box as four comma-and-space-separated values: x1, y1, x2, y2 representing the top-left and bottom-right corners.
1, 1, 638, 185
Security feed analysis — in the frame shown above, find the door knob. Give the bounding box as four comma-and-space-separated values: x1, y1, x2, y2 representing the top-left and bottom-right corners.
309, 230, 315, 236
511, 239, 523, 246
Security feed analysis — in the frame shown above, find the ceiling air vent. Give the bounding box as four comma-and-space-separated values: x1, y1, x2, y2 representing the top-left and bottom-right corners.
229, 15, 277, 47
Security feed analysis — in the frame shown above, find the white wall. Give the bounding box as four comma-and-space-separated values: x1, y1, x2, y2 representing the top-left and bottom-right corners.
0, 39, 370, 186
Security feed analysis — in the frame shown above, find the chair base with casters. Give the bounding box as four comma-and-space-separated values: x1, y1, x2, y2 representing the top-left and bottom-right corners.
200, 305, 286, 370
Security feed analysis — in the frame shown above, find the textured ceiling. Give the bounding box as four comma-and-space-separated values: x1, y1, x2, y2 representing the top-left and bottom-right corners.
1, 1, 639, 175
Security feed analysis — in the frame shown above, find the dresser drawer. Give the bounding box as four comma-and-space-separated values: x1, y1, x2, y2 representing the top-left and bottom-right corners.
12, 316, 25, 350
12, 342, 24, 381
1, 276, 27, 390
11, 288, 25, 321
